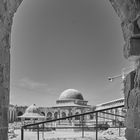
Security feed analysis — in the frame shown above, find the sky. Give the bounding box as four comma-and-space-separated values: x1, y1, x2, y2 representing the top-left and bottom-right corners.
10, 0, 131, 107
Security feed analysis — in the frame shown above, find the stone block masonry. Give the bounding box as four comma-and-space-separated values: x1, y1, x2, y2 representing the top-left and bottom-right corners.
109, 0, 140, 139
0, 0, 23, 140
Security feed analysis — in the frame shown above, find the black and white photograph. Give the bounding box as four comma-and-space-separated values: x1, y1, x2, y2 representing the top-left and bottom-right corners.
0, 0, 139, 140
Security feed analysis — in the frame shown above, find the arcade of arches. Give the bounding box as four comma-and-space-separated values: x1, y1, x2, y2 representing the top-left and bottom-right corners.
9, 89, 125, 127
9, 89, 91, 122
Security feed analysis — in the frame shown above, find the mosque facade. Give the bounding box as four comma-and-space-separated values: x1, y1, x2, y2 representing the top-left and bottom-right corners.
9, 89, 125, 127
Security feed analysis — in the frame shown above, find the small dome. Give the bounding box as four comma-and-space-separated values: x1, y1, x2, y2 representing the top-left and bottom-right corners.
25, 104, 39, 113
19, 104, 45, 119
59, 89, 84, 100
21, 104, 45, 118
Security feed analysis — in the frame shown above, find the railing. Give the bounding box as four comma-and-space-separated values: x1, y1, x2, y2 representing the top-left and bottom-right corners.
21, 104, 125, 140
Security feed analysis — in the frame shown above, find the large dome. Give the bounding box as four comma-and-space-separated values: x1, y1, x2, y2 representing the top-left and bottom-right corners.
59, 89, 84, 100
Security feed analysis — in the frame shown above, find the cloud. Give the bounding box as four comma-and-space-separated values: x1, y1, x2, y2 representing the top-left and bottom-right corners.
11, 77, 59, 95
17, 77, 48, 90
10, 78, 60, 106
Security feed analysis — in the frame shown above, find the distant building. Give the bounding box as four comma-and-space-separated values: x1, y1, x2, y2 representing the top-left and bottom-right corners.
9, 89, 125, 127
95, 98, 125, 126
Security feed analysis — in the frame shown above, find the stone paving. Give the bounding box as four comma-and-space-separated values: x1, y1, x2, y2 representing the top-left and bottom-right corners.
9, 128, 126, 140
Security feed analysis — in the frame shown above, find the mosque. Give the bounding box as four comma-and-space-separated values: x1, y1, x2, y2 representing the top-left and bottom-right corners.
9, 89, 125, 127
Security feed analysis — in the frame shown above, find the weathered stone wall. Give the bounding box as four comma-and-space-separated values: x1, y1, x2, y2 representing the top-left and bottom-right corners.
109, 0, 140, 139
0, 0, 23, 139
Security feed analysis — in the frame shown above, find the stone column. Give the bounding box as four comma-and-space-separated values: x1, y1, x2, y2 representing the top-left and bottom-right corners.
0, 0, 23, 139
109, 0, 140, 139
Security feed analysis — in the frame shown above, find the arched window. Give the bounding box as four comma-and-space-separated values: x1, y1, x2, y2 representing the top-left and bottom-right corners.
75, 112, 80, 120
17, 111, 23, 116
47, 112, 52, 120
54, 112, 58, 119
17, 111, 23, 121
62, 112, 66, 118
41, 112, 45, 116
89, 114, 94, 120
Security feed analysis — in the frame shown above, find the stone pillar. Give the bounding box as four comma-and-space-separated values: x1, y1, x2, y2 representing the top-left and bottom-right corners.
0, 0, 23, 139
109, 0, 140, 139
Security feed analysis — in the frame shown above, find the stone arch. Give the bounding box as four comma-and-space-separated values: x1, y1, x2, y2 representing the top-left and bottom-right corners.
17, 111, 23, 116
75, 112, 80, 120
47, 112, 52, 120
54, 112, 58, 119
17, 111, 23, 121
89, 113, 94, 120
0, 1, 136, 139
41, 112, 45, 116
61, 111, 67, 121
0, 1, 24, 139
62, 112, 66, 118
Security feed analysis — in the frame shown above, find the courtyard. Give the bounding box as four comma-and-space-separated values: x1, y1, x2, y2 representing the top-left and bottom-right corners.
9, 128, 126, 140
